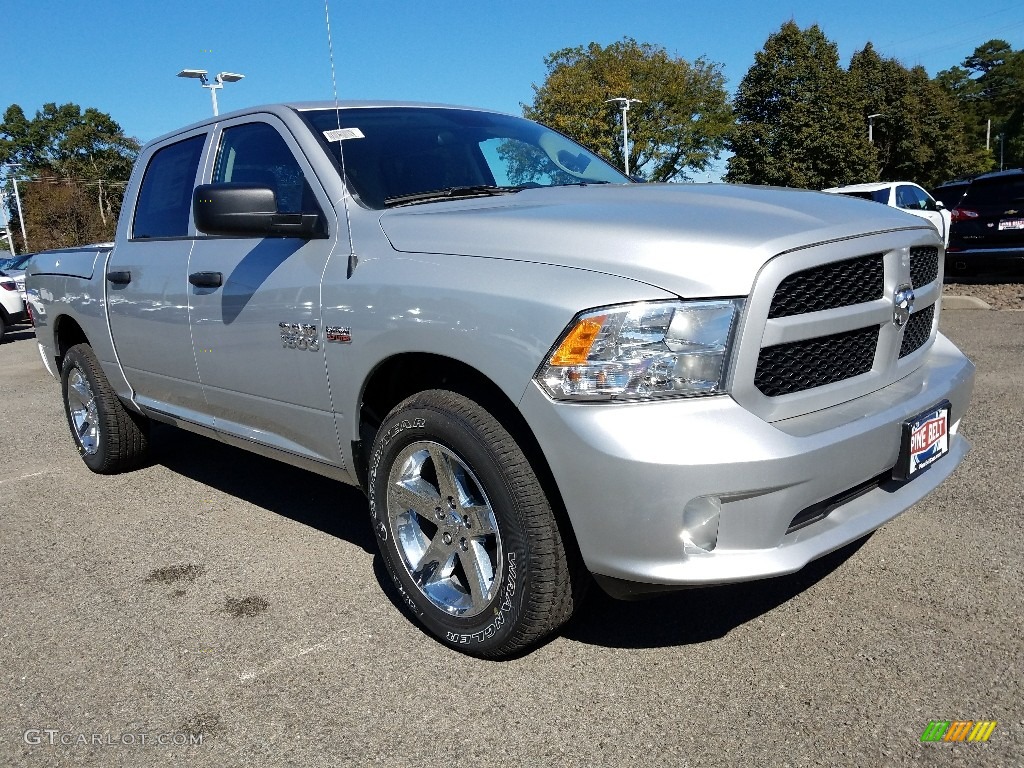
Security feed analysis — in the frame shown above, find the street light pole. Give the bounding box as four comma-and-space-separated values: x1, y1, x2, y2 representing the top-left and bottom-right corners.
605, 97, 641, 177
177, 70, 245, 116
867, 113, 883, 144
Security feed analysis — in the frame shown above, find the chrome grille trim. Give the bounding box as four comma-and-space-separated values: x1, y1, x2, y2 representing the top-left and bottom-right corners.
729, 230, 944, 423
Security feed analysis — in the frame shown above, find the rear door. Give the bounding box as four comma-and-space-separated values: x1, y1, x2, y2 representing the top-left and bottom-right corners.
107, 130, 212, 424
187, 115, 344, 465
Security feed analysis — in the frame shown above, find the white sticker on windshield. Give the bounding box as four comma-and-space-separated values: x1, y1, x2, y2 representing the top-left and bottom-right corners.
323, 127, 365, 142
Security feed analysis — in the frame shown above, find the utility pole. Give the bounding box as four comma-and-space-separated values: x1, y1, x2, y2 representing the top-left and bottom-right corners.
2, 164, 28, 251
0, 190, 15, 257
605, 97, 641, 177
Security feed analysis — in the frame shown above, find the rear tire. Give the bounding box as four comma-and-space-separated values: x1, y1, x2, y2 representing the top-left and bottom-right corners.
61, 343, 149, 473
368, 389, 577, 658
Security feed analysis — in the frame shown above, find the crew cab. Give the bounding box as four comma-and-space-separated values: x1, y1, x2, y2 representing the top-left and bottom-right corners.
27, 101, 975, 657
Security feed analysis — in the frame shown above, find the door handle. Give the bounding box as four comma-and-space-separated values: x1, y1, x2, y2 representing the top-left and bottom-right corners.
188, 271, 223, 288
106, 270, 131, 285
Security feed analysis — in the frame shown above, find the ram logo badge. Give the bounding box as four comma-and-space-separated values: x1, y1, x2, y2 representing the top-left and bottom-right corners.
279, 322, 319, 351
893, 284, 915, 329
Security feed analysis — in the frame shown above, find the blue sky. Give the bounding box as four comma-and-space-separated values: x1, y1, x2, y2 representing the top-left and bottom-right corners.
3, 1, 1022, 181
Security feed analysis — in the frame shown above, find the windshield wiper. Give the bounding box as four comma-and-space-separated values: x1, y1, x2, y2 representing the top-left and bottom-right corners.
552, 180, 613, 187
384, 185, 524, 207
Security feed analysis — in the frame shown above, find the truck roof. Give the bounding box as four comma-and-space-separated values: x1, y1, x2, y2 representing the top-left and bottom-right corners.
146, 100, 511, 148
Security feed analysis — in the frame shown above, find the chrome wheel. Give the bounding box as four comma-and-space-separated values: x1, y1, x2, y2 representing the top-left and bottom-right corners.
66, 366, 100, 455
387, 440, 501, 618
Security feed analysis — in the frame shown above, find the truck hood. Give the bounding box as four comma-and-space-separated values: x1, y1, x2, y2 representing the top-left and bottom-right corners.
378, 183, 929, 297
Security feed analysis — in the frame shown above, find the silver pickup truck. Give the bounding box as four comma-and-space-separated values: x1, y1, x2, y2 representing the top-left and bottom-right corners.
27, 101, 975, 657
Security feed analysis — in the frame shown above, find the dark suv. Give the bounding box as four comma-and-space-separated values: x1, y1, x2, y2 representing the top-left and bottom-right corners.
929, 179, 971, 209
946, 169, 1024, 278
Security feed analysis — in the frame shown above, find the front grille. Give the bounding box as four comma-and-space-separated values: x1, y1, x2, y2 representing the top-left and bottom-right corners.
768, 254, 883, 318
909, 247, 939, 287
899, 304, 935, 358
755, 326, 879, 397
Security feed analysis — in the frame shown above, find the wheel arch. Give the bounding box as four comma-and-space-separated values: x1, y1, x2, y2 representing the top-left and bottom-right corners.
53, 314, 90, 371
353, 352, 585, 568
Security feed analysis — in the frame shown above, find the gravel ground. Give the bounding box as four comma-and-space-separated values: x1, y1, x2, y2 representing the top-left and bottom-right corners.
944, 281, 1024, 311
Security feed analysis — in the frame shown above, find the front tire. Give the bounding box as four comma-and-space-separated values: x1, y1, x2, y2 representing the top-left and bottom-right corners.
61, 343, 149, 473
368, 390, 576, 658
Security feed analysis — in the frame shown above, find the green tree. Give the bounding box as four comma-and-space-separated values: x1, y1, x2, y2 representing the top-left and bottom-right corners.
524, 37, 732, 181
847, 44, 985, 185
937, 40, 1024, 171
19, 180, 111, 251
726, 22, 873, 188
0, 102, 139, 244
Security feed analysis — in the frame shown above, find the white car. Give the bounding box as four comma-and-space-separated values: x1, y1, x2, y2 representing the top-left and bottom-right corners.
0, 270, 28, 339
823, 182, 952, 245
0, 253, 35, 303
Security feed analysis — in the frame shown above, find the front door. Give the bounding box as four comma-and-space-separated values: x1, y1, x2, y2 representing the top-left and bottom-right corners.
187, 116, 344, 466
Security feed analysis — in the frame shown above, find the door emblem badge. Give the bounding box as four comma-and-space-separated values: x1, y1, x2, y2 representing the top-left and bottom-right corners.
279, 322, 319, 351
893, 284, 915, 329
325, 326, 352, 344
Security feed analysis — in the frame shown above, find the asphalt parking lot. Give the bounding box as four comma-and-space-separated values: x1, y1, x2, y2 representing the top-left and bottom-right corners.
1, 309, 1021, 768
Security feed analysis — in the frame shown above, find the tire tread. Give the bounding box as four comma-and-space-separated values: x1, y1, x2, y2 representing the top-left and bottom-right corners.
62, 343, 149, 474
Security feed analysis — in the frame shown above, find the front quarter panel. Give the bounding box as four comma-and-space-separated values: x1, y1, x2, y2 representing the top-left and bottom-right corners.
322, 247, 675, 449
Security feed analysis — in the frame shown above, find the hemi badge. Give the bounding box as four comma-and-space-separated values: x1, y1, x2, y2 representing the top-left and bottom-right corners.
326, 326, 352, 343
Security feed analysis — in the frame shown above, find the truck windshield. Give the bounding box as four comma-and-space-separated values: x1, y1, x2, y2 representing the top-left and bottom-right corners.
302, 107, 629, 209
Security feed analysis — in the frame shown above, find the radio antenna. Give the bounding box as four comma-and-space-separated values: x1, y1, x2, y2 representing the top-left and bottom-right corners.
324, 0, 358, 277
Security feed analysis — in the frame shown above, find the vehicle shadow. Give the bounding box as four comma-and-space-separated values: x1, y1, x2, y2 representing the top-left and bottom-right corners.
562, 536, 869, 650
1, 326, 36, 343
149, 423, 377, 554
148, 422, 870, 653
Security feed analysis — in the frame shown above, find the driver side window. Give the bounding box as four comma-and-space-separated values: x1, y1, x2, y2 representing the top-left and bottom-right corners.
214, 122, 316, 214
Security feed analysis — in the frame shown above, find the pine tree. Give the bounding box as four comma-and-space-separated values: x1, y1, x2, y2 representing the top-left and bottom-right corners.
726, 22, 872, 189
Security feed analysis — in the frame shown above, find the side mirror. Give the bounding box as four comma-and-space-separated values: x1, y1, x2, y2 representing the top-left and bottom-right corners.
193, 184, 327, 239
935, 200, 945, 209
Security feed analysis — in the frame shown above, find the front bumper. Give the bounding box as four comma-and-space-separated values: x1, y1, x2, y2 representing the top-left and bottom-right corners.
520, 332, 975, 589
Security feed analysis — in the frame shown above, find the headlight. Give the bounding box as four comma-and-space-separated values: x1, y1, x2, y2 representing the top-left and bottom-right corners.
536, 299, 743, 401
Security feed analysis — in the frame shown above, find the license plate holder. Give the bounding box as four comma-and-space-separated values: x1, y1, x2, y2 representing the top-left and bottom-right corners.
893, 401, 951, 481
998, 217, 1024, 231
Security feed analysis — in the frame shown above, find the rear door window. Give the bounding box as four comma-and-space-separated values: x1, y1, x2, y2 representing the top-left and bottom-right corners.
132, 135, 206, 239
